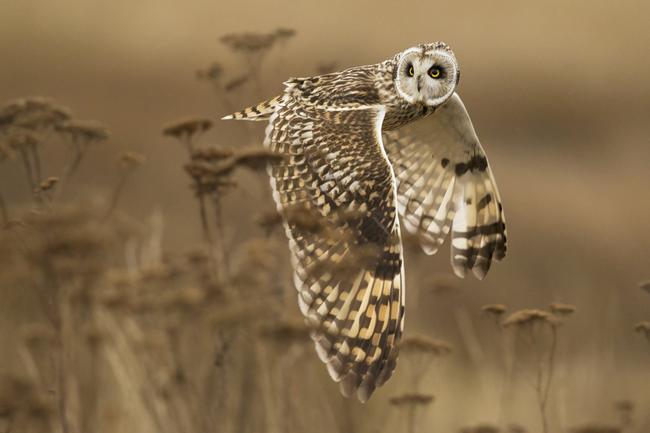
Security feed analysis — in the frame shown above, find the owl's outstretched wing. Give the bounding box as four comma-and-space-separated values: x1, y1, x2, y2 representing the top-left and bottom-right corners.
265, 98, 404, 402
383, 93, 507, 280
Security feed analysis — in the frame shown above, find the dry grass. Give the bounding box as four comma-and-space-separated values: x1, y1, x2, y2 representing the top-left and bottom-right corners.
0, 26, 648, 433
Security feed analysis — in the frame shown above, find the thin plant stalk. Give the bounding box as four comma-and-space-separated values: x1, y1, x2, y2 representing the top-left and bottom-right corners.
212, 194, 230, 282
0, 192, 8, 225
103, 169, 133, 220
539, 326, 557, 433
56, 140, 88, 199
17, 146, 42, 203
28, 142, 43, 184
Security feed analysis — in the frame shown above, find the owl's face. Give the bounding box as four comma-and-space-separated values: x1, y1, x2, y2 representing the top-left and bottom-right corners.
394, 43, 459, 107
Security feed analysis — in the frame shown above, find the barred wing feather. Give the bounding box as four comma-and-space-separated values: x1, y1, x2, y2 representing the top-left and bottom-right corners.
383, 93, 507, 279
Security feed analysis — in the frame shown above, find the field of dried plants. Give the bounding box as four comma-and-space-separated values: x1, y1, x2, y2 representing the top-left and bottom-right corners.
1, 15, 649, 433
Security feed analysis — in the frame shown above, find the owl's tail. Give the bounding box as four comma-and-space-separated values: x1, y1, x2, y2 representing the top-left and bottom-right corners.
221, 95, 285, 121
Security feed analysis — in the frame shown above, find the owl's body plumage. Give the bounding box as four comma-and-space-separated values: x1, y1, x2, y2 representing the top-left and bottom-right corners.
224, 43, 507, 401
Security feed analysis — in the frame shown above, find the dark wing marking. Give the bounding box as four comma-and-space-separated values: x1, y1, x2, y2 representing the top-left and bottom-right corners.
265, 99, 404, 402
383, 93, 507, 280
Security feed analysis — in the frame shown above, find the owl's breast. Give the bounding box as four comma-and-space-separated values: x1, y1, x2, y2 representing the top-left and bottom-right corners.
381, 101, 434, 131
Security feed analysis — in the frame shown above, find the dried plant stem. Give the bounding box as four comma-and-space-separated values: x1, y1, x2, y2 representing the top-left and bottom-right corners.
235, 346, 258, 433
104, 169, 133, 220
28, 142, 43, 184
497, 330, 516, 429
517, 325, 555, 433
183, 136, 194, 154
100, 311, 171, 433
257, 344, 279, 433
539, 326, 557, 433
406, 405, 417, 433
192, 184, 221, 283
212, 195, 230, 281
197, 190, 214, 244
52, 302, 71, 433
0, 192, 8, 225
17, 147, 42, 202
56, 141, 88, 198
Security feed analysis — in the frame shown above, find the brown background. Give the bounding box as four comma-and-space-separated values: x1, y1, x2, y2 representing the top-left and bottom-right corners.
1, 0, 649, 431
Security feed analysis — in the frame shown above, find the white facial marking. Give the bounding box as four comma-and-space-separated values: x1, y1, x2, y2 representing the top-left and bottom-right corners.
394, 45, 459, 107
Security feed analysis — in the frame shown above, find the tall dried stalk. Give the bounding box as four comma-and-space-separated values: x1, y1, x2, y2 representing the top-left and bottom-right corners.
0, 193, 8, 226
502, 307, 574, 433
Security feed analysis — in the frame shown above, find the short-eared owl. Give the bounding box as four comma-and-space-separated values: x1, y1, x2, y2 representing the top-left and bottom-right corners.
224, 42, 507, 401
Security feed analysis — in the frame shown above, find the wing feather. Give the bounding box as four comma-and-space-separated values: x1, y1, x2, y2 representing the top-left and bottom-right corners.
383, 93, 507, 279
264, 96, 405, 401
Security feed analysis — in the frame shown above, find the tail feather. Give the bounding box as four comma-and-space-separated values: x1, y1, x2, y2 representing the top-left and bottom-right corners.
221, 95, 285, 121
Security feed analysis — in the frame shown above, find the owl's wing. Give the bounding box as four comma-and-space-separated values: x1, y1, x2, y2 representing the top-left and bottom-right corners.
265, 98, 404, 402
383, 93, 507, 280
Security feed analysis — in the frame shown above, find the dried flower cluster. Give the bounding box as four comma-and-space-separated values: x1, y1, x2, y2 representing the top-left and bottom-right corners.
400, 335, 453, 357
1, 27, 646, 433
220, 28, 295, 54
502, 309, 561, 328
634, 321, 650, 341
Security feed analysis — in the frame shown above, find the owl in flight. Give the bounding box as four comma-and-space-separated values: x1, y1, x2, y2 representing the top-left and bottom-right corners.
223, 42, 507, 401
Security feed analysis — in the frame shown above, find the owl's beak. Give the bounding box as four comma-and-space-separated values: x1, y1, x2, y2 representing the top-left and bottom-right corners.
416, 76, 422, 92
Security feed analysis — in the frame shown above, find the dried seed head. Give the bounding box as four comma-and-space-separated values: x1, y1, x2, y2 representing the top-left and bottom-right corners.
196, 62, 223, 81
634, 321, 650, 340
186, 147, 284, 190
230, 147, 285, 172
399, 335, 452, 357
37, 176, 59, 192
502, 309, 560, 328
388, 393, 434, 407
274, 27, 296, 41
0, 97, 71, 130
481, 304, 507, 317
19, 206, 128, 280
12, 106, 71, 130
163, 117, 212, 140
56, 119, 109, 143
117, 150, 146, 169
220, 32, 277, 53
549, 302, 576, 316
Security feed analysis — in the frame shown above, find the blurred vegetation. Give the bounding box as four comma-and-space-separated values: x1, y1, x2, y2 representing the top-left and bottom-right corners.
0, 24, 648, 433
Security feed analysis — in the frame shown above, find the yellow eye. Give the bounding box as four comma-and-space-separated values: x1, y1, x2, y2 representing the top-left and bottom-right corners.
407, 64, 414, 77
429, 67, 441, 78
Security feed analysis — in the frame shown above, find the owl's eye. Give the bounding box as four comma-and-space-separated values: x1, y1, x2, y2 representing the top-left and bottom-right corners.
428, 66, 443, 79
407, 64, 414, 77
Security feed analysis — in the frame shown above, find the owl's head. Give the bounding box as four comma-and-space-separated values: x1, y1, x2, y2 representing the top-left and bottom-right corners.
393, 42, 459, 106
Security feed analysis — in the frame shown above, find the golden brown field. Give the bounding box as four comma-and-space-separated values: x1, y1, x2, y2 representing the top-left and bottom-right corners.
0, 1, 649, 432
